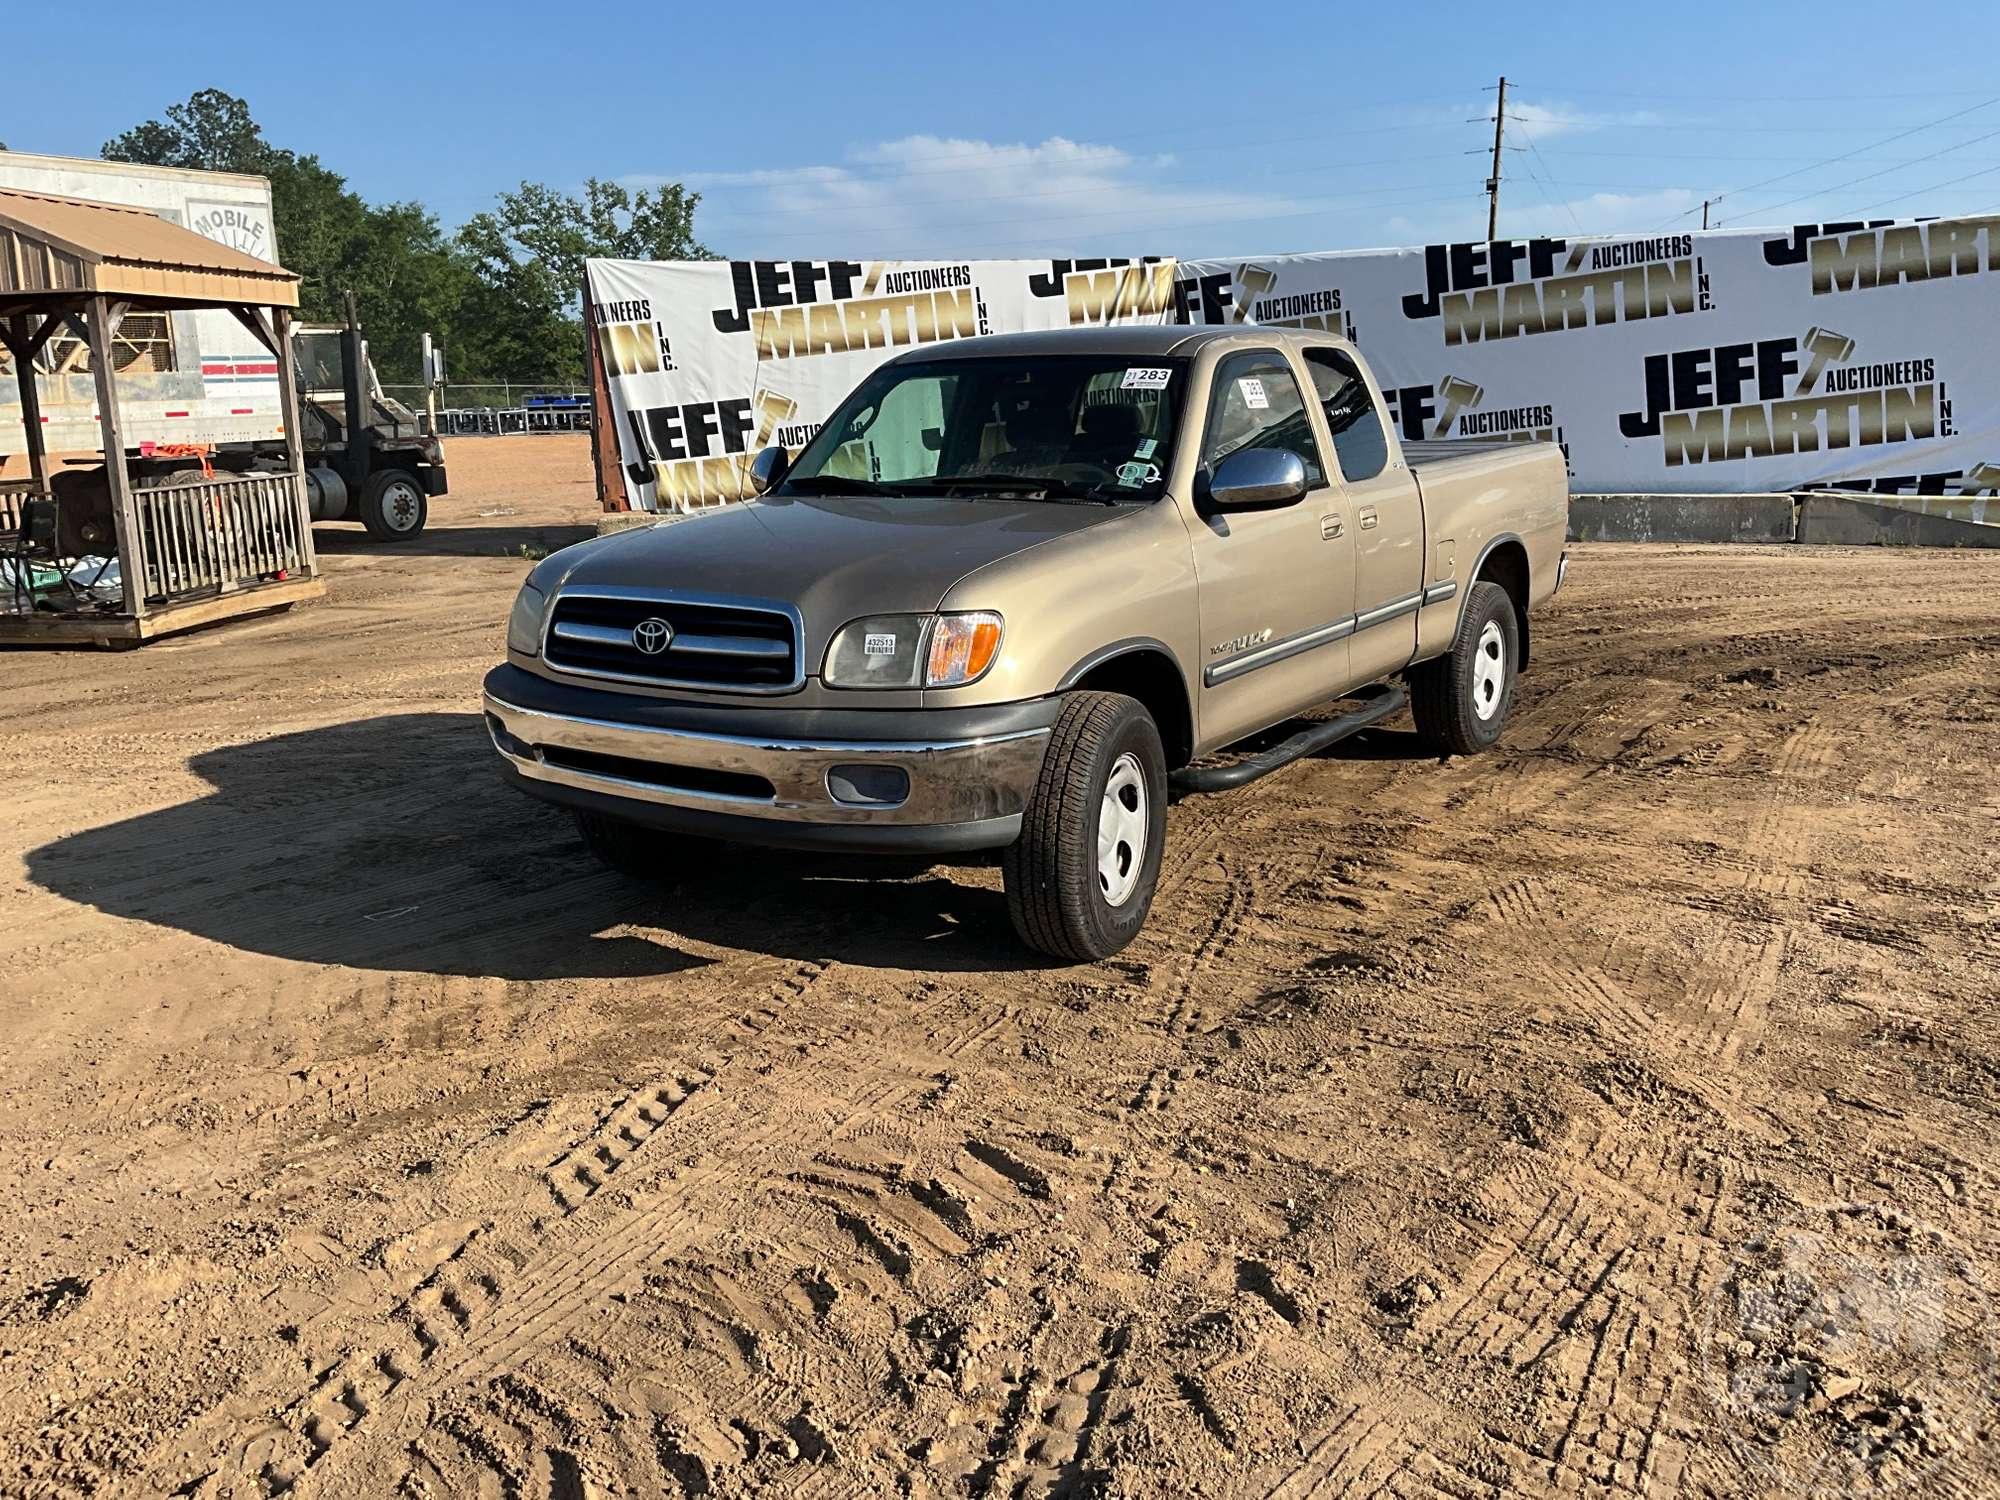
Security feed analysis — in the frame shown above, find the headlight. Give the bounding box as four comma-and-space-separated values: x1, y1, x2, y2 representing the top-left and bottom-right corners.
822, 611, 1004, 689
506, 581, 549, 655
823, 613, 928, 688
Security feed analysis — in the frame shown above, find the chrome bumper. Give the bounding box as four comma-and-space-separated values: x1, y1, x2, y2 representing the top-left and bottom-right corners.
483, 691, 1050, 828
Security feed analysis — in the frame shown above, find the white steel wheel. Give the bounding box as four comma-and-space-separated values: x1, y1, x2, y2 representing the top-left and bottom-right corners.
1471, 619, 1507, 721
376, 476, 424, 533
1096, 752, 1148, 907
359, 469, 429, 541
1408, 579, 1518, 757
1003, 691, 1167, 962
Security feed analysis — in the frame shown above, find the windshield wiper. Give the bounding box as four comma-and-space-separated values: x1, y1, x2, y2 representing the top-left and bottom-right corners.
918, 473, 1128, 505
781, 474, 897, 496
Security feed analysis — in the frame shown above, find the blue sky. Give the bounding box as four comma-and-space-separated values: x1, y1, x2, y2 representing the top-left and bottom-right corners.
9, 0, 2000, 258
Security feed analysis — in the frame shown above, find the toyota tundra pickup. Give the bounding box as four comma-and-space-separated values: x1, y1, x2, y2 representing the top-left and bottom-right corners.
486, 327, 1568, 959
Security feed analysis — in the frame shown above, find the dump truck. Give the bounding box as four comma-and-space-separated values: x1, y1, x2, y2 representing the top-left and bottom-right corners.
0, 152, 445, 543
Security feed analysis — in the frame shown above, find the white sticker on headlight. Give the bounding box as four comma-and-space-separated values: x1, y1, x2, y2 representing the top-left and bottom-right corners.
864, 633, 897, 656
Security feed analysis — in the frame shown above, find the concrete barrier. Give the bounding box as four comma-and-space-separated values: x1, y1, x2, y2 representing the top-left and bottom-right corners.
1795, 494, 2000, 548
1568, 493, 1796, 544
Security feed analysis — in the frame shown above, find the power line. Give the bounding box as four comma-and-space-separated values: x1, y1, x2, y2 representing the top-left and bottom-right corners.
1718, 122, 2000, 223
1503, 82, 1999, 103
1849, 162, 2000, 215
1522, 134, 1587, 234
1535, 147, 2000, 165
1657, 91, 2000, 225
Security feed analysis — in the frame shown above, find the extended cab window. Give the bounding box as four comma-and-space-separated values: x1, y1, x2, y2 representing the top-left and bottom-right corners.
1305, 349, 1390, 483
1202, 352, 1324, 486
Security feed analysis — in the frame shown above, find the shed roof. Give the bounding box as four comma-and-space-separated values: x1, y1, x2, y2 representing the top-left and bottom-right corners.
0, 188, 298, 309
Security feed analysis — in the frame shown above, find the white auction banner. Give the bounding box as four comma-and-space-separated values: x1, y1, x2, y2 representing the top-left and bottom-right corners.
1178, 216, 2000, 497
586, 257, 1177, 511
589, 219, 2000, 506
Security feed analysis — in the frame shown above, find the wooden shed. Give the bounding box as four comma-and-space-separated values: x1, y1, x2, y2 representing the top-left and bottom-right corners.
1, 188, 322, 644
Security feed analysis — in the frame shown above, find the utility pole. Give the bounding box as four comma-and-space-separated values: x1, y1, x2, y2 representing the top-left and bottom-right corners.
1702, 199, 1711, 230
1486, 75, 1508, 239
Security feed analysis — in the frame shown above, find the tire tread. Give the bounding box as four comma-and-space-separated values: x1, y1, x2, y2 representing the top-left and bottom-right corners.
1003, 692, 1160, 961
1408, 580, 1517, 756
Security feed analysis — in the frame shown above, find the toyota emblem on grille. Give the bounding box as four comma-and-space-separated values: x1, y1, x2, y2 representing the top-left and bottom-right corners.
631, 617, 675, 655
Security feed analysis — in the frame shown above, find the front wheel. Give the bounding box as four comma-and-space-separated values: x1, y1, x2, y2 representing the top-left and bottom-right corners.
1003, 692, 1167, 962
1408, 579, 1519, 756
358, 469, 428, 541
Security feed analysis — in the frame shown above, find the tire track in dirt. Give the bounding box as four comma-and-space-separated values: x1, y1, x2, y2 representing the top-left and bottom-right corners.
191, 973, 1028, 1496
154, 960, 835, 1495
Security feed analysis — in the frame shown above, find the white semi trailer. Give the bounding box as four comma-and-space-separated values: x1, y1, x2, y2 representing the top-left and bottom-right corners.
0, 151, 446, 541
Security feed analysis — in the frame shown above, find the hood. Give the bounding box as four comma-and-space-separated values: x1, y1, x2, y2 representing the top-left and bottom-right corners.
557, 493, 1129, 660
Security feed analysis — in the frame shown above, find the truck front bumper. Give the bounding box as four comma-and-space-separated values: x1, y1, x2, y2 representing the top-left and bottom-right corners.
482, 665, 1054, 854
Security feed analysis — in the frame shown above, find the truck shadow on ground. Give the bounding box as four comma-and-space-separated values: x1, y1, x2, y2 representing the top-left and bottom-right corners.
25, 712, 1037, 981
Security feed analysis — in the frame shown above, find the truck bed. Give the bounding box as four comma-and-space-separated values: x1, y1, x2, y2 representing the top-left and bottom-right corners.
1402, 437, 1555, 469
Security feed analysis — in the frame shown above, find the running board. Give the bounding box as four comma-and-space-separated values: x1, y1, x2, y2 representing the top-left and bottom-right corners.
1169, 684, 1409, 795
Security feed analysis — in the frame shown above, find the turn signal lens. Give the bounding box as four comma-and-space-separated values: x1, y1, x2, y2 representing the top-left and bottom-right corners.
925, 612, 1004, 687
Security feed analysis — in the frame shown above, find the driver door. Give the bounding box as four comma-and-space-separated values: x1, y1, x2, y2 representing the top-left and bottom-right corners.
1189, 348, 1356, 749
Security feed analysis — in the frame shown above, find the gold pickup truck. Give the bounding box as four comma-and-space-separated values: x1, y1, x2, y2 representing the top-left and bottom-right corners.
486, 327, 1568, 959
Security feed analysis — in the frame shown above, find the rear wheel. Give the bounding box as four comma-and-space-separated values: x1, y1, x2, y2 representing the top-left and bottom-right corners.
358, 469, 428, 541
1409, 579, 1519, 755
1003, 691, 1167, 961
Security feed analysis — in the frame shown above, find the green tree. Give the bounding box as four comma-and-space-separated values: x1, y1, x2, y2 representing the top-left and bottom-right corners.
101, 90, 468, 380
100, 90, 716, 386
454, 178, 713, 383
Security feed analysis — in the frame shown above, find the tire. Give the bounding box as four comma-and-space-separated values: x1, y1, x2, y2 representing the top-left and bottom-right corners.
1408, 580, 1519, 756
358, 469, 428, 541
573, 809, 708, 879
1003, 692, 1167, 962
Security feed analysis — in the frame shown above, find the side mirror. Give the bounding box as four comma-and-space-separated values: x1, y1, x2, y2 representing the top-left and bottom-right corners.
748, 445, 789, 496
1207, 448, 1308, 510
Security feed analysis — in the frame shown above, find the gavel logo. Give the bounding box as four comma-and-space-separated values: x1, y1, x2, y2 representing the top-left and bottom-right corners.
1433, 375, 1485, 438
1231, 264, 1279, 323
1961, 462, 2000, 495
1795, 327, 1856, 396
753, 386, 799, 448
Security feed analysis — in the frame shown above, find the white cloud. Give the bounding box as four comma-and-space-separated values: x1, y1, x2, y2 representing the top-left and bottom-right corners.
1504, 100, 1665, 143
1422, 97, 1667, 145
627, 135, 1295, 260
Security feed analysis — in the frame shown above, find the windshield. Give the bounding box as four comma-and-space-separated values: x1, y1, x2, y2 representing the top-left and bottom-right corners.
294, 330, 347, 393
779, 354, 1186, 501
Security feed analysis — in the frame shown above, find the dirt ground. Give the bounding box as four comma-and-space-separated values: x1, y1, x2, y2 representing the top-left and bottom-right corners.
1, 435, 1996, 1499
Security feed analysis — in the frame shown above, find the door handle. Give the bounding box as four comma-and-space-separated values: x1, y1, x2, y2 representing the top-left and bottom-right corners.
1358, 505, 1379, 530
1319, 513, 1343, 540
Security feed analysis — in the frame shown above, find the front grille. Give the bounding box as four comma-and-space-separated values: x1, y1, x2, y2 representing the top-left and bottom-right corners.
543, 591, 800, 691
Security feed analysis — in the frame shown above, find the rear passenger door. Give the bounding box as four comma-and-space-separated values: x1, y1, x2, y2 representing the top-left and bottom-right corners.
1306, 348, 1425, 683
